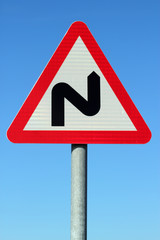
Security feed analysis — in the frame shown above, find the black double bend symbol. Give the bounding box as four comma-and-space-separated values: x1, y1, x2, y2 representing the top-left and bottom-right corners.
51, 71, 100, 126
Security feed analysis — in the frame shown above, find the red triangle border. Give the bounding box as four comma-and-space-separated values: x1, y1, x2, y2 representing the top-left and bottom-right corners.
7, 21, 151, 144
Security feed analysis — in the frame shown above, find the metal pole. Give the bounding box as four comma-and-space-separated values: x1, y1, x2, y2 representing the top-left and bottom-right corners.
71, 144, 87, 240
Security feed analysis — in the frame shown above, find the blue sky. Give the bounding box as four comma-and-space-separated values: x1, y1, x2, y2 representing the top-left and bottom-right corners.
1, 0, 160, 239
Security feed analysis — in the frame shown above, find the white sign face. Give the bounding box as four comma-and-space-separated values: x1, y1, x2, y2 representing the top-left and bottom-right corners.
24, 37, 136, 131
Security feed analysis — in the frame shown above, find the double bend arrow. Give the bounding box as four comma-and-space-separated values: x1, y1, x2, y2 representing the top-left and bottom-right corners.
51, 71, 101, 126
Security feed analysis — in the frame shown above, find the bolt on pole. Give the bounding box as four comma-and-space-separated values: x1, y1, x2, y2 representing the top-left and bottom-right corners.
71, 144, 87, 240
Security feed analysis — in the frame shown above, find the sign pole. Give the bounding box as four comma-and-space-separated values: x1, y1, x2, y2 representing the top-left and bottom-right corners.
71, 144, 87, 240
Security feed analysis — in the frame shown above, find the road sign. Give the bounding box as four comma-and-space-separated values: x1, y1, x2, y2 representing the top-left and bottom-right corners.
7, 21, 151, 144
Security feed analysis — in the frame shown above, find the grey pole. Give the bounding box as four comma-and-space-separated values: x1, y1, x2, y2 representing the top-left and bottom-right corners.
71, 144, 87, 240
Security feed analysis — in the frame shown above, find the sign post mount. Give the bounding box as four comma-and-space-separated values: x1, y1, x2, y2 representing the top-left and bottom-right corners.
7, 21, 151, 240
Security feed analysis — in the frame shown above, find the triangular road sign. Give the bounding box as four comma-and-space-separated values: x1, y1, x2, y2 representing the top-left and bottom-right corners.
7, 21, 151, 144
